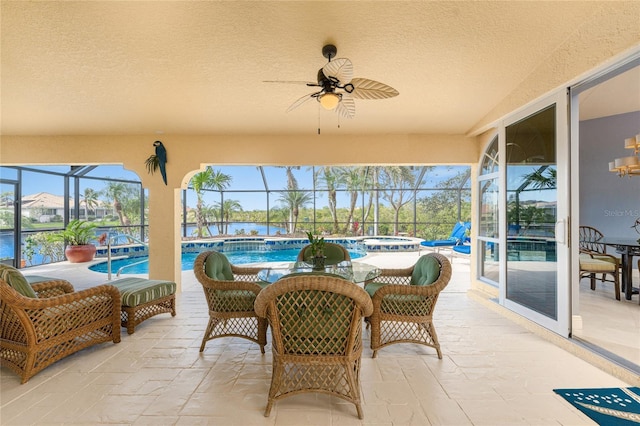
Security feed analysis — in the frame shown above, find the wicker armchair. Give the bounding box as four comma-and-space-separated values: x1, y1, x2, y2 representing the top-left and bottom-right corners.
193, 251, 268, 353
365, 252, 451, 358
0, 265, 121, 384
254, 274, 373, 419
297, 242, 351, 265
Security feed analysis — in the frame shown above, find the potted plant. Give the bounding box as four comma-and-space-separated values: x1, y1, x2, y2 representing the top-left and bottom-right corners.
305, 231, 326, 270
57, 219, 98, 263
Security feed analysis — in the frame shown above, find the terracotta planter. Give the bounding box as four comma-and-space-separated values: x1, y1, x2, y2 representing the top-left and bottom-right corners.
65, 244, 96, 263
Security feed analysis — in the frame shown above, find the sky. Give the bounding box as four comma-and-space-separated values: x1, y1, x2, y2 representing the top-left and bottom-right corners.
1, 165, 472, 211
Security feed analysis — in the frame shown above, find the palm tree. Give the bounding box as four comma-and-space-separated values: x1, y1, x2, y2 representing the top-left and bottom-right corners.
361, 167, 378, 234
199, 204, 218, 237
82, 188, 99, 219
379, 166, 418, 235
278, 166, 300, 190
523, 166, 556, 190
216, 199, 242, 234
337, 167, 368, 234
0, 191, 14, 209
277, 190, 312, 234
315, 166, 343, 234
102, 182, 131, 226
189, 167, 232, 238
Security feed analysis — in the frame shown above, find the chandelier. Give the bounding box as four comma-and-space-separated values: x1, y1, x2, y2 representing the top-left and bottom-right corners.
609, 134, 640, 177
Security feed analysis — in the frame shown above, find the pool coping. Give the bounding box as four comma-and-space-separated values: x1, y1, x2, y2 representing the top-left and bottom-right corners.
95, 235, 425, 259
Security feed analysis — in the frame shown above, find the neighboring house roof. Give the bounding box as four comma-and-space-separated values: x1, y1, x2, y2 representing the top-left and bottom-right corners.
21, 192, 109, 210
21, 192, 66, 209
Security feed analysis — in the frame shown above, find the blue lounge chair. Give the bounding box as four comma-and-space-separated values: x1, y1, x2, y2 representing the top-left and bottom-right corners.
452, 245, 471, 255
450, 244, 471, 261
420, 221, 471, 252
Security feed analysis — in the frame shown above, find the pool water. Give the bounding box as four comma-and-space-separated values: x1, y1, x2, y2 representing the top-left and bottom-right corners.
89, 249, 365, 274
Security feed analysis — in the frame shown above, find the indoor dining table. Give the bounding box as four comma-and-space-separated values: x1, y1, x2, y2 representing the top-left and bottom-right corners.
603, 237, 640, 300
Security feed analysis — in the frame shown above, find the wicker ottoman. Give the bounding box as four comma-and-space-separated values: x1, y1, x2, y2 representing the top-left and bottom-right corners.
110, 278, 177, 334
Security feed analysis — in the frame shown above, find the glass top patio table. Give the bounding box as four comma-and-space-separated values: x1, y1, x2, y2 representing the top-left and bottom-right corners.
257, 261, 381, 285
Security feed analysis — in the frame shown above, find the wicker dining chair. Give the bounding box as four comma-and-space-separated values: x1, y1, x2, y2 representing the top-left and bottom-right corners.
364, 252, 451, 358
297, 242, 351, 265
578, 225, 621, 299
254, 274, 373, 419
0, 265, 121, 384
193, 251, 268, 353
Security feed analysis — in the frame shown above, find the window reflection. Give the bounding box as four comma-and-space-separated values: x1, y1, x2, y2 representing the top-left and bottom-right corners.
479, 135, 499, 284
479, 179, 498, 238
505, 105, 557, 319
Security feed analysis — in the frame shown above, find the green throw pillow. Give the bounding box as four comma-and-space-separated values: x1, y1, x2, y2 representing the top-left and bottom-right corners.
0, 264, 38, 298
204, 251, 234, 280
411, 255, 441, 286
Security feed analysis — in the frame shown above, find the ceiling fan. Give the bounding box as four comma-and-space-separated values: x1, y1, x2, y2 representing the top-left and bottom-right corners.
269, 44, 399, 119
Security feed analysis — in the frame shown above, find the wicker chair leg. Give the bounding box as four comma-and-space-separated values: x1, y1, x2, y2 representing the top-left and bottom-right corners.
355, 403, 363, 420
264, 401, 274, 417
424, 322, 442, 359
264, 360, 281, 417
344, 362, 364, 419
590, 274, 597, 290
258, 318, 267, 354
200, 317, 218, 352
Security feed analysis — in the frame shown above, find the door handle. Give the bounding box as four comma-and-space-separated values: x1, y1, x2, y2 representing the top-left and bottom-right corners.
555, 219, 566, 244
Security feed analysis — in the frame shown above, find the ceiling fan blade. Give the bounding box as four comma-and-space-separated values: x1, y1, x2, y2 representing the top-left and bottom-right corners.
286, 91, 320, 113
322, 58, 354, 84
263, 80, 318, 86
335, 96, 356, 119
350, 78, 399, 100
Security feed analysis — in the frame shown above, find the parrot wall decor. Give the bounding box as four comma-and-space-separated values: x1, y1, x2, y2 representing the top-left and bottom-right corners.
145, 140, 168, 185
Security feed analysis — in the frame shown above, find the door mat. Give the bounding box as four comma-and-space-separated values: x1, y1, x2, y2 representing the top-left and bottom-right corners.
554, 387, 640, 425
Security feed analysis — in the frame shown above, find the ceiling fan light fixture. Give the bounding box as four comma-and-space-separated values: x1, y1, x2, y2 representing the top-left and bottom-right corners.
319, 92, 341, 110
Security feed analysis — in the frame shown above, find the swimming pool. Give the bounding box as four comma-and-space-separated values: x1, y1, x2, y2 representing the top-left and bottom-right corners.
89, 248, 365, 274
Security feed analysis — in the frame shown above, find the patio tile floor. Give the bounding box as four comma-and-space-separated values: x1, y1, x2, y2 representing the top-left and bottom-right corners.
1, 253, 633, 425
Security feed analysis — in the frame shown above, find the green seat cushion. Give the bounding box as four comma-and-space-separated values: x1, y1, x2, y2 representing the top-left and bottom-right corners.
365, 281, 387, 297
364, 282, 425, 306
204, 251, 234, 280
411, 255, 441, 285
0, 264, 37, 298
110, 277, 176, 307
213, 289, 257, 311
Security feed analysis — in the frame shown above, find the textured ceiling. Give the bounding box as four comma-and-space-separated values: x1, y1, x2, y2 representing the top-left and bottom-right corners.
1, 1, 638, 137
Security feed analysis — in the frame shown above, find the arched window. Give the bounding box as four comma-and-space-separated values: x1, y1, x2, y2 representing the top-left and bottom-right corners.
478, 136, 499, 284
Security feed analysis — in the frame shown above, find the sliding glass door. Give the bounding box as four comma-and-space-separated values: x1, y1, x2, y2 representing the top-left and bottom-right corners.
500, 92, 570, 336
